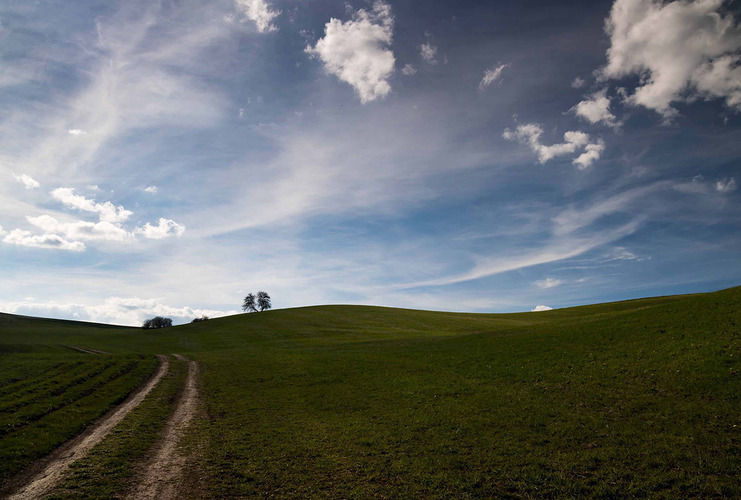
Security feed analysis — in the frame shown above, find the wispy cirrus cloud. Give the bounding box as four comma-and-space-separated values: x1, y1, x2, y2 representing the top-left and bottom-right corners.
479, 63, 509, 90
536, 277, 561, 289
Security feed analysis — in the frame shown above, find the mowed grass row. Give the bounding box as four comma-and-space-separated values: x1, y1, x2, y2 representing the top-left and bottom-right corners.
48, 357, 189, 500
0, 352, 157, 488
190, 288, 741, 498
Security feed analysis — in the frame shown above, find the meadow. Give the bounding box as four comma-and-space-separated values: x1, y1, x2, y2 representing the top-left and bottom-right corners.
0, 287, 739, 497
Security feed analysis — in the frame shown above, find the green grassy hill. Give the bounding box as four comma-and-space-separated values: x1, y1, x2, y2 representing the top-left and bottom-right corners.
1, 287, 740, 497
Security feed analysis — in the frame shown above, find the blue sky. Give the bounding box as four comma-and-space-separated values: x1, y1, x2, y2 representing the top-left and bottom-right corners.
1, 0, 740, 325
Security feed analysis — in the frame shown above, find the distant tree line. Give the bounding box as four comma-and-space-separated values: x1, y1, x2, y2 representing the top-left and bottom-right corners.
243, 291, 271, 312
191, 316, 209, 323
142, 316, 172, 329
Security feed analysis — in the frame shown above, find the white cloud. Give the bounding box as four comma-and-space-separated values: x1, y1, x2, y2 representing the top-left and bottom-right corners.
235, 0, 281, 33
716, 177, 737, 193
536, 277, 561, 289
571, 77, 586, 88
27, 215, 133, 242
0, 296, 237, 326
144, 185, 158, 194
573, 139, 606, 170
603, 247, 641, 262
503, 123, 604, 167
600, 0, 741, 119
13, 173, 40, 189
420, 42, 437, 64
67, 129, 87, 135
531, 305, 553, 312
306, 1, 395, 104
675, 175, 737, 195
3, 229, 85, 252
401, 63, 417, 76
572, 89, 620, 128
51, 188, 132, 223
136, 218, 186, 239
478, 63, 509, 90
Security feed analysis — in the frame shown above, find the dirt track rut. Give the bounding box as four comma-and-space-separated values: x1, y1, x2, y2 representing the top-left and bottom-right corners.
6, 355, 169, 500
128, 354, 199, 500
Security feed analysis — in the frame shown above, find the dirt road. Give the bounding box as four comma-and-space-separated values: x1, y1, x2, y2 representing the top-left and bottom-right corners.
128, 354, 199, 500
6, 355, 169, 500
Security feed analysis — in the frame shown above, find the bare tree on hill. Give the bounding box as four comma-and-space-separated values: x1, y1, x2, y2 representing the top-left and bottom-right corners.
243, 291, 271, 312
257, 291, 271, 312
242, 293, 257, 312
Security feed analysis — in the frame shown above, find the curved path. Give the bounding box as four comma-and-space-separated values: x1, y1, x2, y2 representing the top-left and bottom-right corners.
6, 355, 169, 500
128, 354, 199, 500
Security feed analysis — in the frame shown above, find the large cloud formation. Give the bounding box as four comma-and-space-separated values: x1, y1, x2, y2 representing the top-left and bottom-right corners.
1, 188, 185, 251
600, 0, 741, 119
306, 1, 395, 103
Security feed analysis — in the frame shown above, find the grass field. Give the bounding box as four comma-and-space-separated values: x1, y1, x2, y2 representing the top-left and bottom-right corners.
0, 349, 155, 487
1, 287, 740, 497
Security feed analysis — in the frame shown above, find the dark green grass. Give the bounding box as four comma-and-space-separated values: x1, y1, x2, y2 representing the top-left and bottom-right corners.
192, 289, 741, 498
48, 357, 189, 499
0, 352, 156, 487
1, 287, 740, 497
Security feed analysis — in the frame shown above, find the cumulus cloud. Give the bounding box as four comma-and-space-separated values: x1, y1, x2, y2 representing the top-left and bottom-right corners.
572, 89, 620, 128
144, 185, 158, 194
536, 277, 561, 289
235, 0, 281, 33
401, 63, 417, 76
503, 123, 604, 167
600, 0, 741, 119
136, 218, 186, 239
51, 188, 132, 223
420, 42, 438, 64
0, 296, 238, 326
306, 1, 395, 104
13, 173, 40, 189
1, 187, 185, 252
716, 177, 737, 193
532, 305, 553, 312
3, 229, 85, 252
573, 139, 606, 170
478, 63, 509, 90
67, 129, 87, 135
27, 215, 133, 242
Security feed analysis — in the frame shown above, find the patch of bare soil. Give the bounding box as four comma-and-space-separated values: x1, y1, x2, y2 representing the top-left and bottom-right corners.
127, 354, 199, 500
4, 355, 169, 500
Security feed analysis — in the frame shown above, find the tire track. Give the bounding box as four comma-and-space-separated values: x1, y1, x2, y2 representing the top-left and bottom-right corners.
128, 354, 199, 500
5, 355, 169, 500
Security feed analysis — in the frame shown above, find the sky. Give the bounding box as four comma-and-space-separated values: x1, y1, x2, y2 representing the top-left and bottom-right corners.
0, 0, 740, 326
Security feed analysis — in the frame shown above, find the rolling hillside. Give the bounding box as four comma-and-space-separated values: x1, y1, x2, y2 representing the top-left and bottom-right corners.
1, 287, 740, 497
